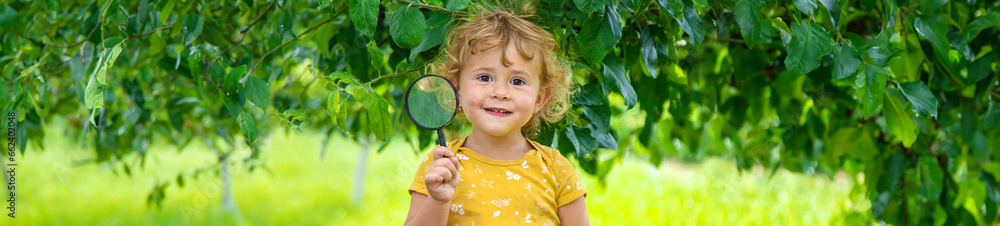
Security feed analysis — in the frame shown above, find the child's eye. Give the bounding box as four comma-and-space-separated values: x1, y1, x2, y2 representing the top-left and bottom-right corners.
476, 74, 492, 82
510, 78, 525, 86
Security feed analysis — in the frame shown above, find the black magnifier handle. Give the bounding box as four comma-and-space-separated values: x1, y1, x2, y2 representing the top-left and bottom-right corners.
437, 129, 449, 159
436, 129, 447, 147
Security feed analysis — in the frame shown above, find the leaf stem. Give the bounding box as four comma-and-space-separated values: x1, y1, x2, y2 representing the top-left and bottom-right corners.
364, 64, 427, 86
126, 25, 175, 40
203, 59, 225, 95
240, 8, 343, 84
43, 21, 103, 49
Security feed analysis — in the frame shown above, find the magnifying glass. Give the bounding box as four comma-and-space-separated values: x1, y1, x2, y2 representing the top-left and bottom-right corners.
404, 74, 459, 148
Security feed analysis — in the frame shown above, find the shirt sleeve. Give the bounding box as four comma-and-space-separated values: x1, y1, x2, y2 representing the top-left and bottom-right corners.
553, 153, 587, 208
408, 151, 435, 196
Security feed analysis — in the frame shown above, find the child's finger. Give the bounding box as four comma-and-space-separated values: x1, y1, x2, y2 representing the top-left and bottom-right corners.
431, 146, 452, 160
433, 158, 459, 176
431, 166, 453, 182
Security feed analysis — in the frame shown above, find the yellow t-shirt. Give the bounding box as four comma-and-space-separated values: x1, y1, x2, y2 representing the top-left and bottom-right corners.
409, 136, 587, 226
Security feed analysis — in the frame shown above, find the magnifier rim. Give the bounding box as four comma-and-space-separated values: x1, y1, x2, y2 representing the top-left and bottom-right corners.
404, 74, 459, 130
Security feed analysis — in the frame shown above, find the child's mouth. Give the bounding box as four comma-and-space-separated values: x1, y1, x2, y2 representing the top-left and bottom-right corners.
484, 108, 512, 116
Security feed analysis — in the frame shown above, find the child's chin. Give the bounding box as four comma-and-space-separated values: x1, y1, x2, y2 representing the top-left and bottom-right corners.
475, 126, 518, 137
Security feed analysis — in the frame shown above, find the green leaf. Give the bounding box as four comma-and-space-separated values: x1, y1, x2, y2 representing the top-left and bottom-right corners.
101, 44, 124, 84
785, 22, 833, 75
920, 156, 944, 202
639, 26, 659, 77
866, 46, 895, 68
103, 36, 123, 49
602, 56, 637, 109
159, 0, 175, 24
958, 14, 1000, 47
735, 0, 763, 48
0, 77, 6, 103
223, 89, 245, 119
565, 124, 597, 156
328, 91, 349, 133
149, 33, 165, 55
239, 112, 258, 144
967, 53, 996, 84
818, 0, 840, 29
656, 0, 683, 17
793, 0, 817, 15
389, 6, 426, 49
224, 65, 247, 94
832, 42, 862, 80
677, 1, 705, 46
587, 124, 618, 151
176, 175, 185, 188
282, 108, 307, 125
445, 0, 471, 11
410, 12, 453, 62
884, 88, 918, 147
982, 101, 1000, 129
858, 64, 888, 117
933, 205, 947, 226
574, 0, 610, 13
888, 34, 925, 82
578, 5, 622, 65
244, 76, 270, 110
84, 73, 105, 109
182, 14, 204, 46
0, 3, 19, 28
346, 84, 392, 141
919, 0, 947, 14
348, 0, 378, 38
897, 82, 938, 118
914, 15, 950, 59
137, 0, 148, 25
85, 46, 110, 109
583, 104, 611, 129
367, 40, 383, 69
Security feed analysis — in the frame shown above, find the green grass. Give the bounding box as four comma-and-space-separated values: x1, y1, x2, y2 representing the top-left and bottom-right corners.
3, 120, 869, 225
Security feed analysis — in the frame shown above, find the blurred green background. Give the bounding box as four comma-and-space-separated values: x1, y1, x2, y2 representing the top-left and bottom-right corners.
4, 0, 998, 225
3, 118, 869, 225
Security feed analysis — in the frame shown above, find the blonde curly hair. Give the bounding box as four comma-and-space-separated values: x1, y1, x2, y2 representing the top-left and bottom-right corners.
434, 9, 573, 139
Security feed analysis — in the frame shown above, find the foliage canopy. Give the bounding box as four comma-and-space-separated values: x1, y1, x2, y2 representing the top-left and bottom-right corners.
1, 0, 999, 224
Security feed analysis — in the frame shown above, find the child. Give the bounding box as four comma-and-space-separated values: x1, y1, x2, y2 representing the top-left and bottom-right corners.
404, 9, 589, 226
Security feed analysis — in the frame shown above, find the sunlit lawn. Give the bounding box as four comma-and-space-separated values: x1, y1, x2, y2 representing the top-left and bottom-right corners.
4, 120, 869, 225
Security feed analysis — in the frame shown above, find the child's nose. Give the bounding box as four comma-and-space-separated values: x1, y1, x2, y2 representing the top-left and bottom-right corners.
490, 84, 510, 100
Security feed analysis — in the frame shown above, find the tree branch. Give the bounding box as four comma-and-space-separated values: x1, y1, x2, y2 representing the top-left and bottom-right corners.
240, 8, 342, 84
216, 0, 277, 63
43, 21, 103, 49
203, 59, 225, 95
364, 64, 427, 86
126, 25, 174, 40
400, 0, 470, 16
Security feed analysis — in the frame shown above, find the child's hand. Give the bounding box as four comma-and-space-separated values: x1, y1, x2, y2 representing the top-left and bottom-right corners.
424, 146, 461, 203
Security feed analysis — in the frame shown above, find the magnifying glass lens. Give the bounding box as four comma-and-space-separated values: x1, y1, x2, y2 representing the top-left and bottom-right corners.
405, 75, 459, 147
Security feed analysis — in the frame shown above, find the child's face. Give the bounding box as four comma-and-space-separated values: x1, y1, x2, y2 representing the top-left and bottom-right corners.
458, 44, 550, 138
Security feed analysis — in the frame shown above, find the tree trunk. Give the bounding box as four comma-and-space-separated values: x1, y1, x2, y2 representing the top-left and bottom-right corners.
220, 154, 244, 223
352, 136, 369, 204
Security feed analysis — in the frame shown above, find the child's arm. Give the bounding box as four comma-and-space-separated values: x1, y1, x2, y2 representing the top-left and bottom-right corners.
557, 197, 590, 226
405, 192, 451, 226
405, 147, 461, 226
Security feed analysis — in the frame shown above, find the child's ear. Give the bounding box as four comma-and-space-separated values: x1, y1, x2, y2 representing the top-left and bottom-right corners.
534, 86, 553, 114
